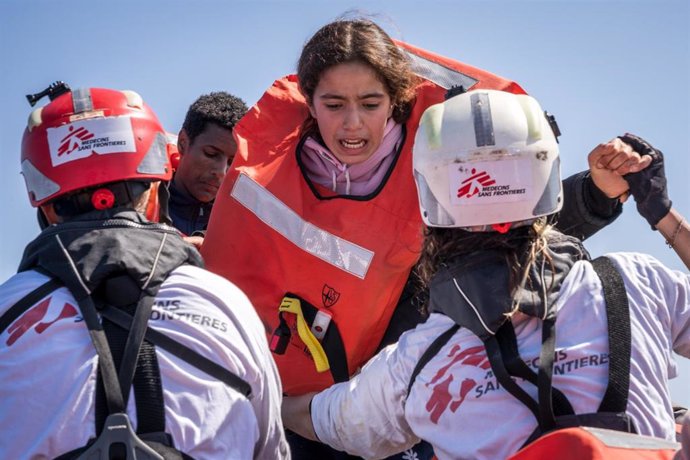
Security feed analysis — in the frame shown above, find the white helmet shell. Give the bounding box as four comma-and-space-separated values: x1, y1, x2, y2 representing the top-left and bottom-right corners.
413, 89, 562, 230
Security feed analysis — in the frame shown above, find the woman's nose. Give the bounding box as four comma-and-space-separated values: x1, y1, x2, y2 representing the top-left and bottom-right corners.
342, 107, 363, 130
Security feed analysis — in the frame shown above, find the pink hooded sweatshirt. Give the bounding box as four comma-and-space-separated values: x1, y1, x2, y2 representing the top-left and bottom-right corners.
300, 120, 403, 196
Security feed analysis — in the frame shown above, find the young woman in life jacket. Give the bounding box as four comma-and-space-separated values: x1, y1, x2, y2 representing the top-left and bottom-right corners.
281, 89, 690, 460
201, 17, 650, 459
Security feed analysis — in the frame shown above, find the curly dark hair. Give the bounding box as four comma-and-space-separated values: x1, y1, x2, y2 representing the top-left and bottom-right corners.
297, 18, 418, 135
414, 221, 554, 315
181, 91, 248, 144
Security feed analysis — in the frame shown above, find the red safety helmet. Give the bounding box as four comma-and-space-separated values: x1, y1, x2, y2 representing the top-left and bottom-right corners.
21, 85, 172, 208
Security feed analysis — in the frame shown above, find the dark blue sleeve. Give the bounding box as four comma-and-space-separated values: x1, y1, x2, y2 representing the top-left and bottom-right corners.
555, 171, 623, 241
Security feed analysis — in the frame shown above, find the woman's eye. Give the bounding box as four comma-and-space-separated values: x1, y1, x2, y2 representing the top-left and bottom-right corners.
363, 103, 380, 110
325, 104, 341, 110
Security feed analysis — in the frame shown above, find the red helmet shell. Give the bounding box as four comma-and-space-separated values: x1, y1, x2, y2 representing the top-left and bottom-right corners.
21, 87, 172, 207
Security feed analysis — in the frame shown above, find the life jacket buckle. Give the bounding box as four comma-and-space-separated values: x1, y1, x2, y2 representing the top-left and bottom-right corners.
270, 313, 291, 355
276, 295, 331, 373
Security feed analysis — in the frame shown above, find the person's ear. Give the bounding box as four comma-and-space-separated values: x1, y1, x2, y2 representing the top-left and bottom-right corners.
308, 102, 317, 119
178, 129, 189, 155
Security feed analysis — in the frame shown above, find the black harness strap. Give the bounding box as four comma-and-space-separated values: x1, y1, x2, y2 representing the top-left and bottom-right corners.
132, 340, 167, 435
76, 295, 127, 415
406, 325, 459, 396
95, 304, 167, 436
484, 335, 543, 424
119, 293, 157, 406
95, 313, 127, 434
494, 321, 574, 416
503, 256, 632, 438
405, 321, 576, 425
406, 256, 634, 443
74, 293, 162, 459
536, 316, 558, 432
100, 305, 252, 397
2, 275, 252, 444
591, 256, 631, 413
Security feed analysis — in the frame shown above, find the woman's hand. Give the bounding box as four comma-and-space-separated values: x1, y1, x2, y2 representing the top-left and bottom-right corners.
587, 137, 652, 200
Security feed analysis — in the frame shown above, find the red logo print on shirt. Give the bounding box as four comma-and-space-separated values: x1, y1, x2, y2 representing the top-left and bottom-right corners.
57, 125, 95, 156
425, 344, 490, 424
5, 297, 78, 346
457, 168, 496, 199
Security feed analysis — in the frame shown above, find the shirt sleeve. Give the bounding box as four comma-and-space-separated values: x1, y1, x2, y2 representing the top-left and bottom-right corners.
311, 340, 422, 458
609, 253, 690, 358
231, 287, 291, 459
252, 335, 291, 459
660, 264, 690, 358
194, 268, 290, 459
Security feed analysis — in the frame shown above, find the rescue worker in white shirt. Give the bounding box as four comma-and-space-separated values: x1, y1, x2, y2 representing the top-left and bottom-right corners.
168, 91, 248, 239
0, 82, 289, 459
282, 89, 690, 459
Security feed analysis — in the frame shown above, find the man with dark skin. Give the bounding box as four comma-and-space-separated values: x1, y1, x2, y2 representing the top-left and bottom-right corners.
169, 91, 248, 237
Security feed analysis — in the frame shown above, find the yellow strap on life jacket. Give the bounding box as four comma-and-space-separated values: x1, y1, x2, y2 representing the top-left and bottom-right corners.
279, 296, 330, 373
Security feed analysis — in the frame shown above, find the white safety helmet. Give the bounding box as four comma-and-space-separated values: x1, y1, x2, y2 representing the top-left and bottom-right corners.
413, 89, 562, 231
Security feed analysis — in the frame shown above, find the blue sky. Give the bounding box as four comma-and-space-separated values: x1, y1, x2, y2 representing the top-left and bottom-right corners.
1, 1, 688, 405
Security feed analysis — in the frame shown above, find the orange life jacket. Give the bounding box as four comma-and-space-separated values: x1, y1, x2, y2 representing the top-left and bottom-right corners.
202, 42, 525, 394
507, 426, 680, 460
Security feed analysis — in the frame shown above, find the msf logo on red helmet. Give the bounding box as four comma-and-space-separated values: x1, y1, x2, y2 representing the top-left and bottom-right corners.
46, 117, 137, 167
57, 125, 95, 156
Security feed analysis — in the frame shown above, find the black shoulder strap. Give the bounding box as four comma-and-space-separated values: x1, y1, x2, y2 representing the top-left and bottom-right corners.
406, 324, 459, 397
1, 277, 251, 398
94, 296, 167, 436
58, 281, 249, 459
406, 256, 631, 431
100, 304, 252, 397
495, 320, 574, 418
513, 255, 631, 434
536, 316, 558, 432
0, 278, 63, 335
591, 256, 631, 413
521, 255, 633, 445
484, 333, 543, 423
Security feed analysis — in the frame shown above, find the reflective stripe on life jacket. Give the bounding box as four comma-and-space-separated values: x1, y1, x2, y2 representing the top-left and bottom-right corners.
202, 42, 525, 395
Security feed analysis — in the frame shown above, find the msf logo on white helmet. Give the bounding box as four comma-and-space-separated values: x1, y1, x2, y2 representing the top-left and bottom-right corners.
413, 89, 562, 230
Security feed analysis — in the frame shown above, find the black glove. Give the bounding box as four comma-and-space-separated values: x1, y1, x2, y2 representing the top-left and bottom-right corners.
618, 133, 672, 228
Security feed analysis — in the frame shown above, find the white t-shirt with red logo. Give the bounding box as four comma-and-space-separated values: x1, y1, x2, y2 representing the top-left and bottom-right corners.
0, 265, 290, 460
310, 253, 690, 460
